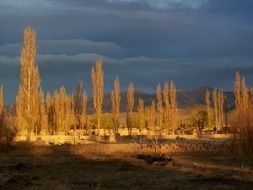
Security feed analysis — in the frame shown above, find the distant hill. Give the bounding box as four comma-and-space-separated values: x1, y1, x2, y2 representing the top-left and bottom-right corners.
177, 87, 234, 109
87, 87, 235, 114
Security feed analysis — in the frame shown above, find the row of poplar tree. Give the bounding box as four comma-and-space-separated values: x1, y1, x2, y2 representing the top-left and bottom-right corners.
205, 88, 226, 132
0, 27, 178, 141
0, 27, 253, 153
204, 72, 253, 154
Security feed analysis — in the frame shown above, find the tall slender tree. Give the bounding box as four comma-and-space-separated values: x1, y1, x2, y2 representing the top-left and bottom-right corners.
156, 83, 164, 130
205, 89, 212, 128
16, 87, 24, 135
213, 89, 218, 130
54, 87, 73, 135
38, 88, 47, 135
16, 26, 40, 141
163, 81, 170, 133
218, 90, 225, 130
91, 59, 104, 137
147, 101, 156, 133
74, 80, 87, 136
233, 72, 253, 155
234, 72, 242, 117
54, 88, 64, 134
138, 98, 145, 136
163, 81, 177, 134
126, 82, 134, 135
67, 95, 75, 134
0, 86, 4, 128
146, 100, 159, 152
138, 98, 145, 146
111, 77, 121, 135
46, 92, 55, 135
212, 89, 225, 131
170, 81, 177, 133
81, 91, 88, 134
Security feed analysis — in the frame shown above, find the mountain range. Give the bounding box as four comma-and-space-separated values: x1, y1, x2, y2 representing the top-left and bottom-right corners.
87, 87, 235, 113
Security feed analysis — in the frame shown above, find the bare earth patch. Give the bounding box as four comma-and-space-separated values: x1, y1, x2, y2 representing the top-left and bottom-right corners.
0, 143, 252, 190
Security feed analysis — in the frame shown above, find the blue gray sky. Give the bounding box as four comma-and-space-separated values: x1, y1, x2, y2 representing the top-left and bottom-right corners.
1, 0, 253, 103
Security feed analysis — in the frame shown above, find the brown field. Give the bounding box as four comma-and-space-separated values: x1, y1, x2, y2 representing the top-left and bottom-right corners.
0, 142, 253, 190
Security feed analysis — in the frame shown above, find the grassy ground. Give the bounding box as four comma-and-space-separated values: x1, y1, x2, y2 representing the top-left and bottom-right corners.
0, 143, 253, 190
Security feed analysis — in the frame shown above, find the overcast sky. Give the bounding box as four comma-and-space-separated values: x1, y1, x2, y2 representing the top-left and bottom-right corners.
1, 0, 253, 103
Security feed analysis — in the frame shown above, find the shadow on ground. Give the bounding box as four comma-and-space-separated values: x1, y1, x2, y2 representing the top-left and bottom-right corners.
0, 143, 253, 190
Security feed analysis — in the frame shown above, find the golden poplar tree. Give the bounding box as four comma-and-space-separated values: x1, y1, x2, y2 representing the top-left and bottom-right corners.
212, 89, 225, 131
138, 98, 145, 146
147, 101, 156, 133
234, 72, 242, 116
46, 92, 56, 135
241, 77, 251, 154
0, 86, 4, 128
218, 90, 225, 130
16, 87, 24, 134
170, 81, 177, 133
65, 92, 75, 135
163, 81, 177, 134
212, 89, 218, 130
146, 100, 160, 151
91, 59, 104, 137
38, 88, 48, 135
163, 81, 170, 133
54, 87, 73, 135
16, 26, 40, 140
81, 91, 88, 134
53, 91, 60, 133
241, 78, 249, 131
111, 77, 121, 135
233, 72, 253, 154
233, 72, 243, 141
53, 91, 60, 134
233, 72, 247, 134
205, 89, 212, 128
126, 82, 134, 135
156, 83, 163, 130
74, 80, 87, 135
138, 98, 145, 135
54, 88, 63, 134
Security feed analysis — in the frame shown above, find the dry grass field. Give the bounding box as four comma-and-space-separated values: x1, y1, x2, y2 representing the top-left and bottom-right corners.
0, 143, 253, 190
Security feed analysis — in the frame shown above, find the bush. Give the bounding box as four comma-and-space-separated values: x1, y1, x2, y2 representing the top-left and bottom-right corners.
183, 110, 208, 134
89, 113, 113, 130
191, 110, 208, 134
0, 114, 17, 144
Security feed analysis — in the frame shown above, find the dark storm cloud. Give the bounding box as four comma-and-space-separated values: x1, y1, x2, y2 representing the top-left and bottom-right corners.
0, 39, 125, 57
1, 0, 252, 58
48, 0, 208, 10
1, 0, 253, 103
203, 0, 253, 17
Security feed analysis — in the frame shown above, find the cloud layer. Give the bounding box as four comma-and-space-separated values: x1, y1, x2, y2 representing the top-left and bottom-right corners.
1, 0, 253, 103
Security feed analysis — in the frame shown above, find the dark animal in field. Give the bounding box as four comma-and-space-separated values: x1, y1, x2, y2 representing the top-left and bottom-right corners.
136, 154, 173, 166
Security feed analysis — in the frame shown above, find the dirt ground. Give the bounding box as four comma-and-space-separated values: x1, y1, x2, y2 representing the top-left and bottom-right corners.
0, 143, 253, 190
